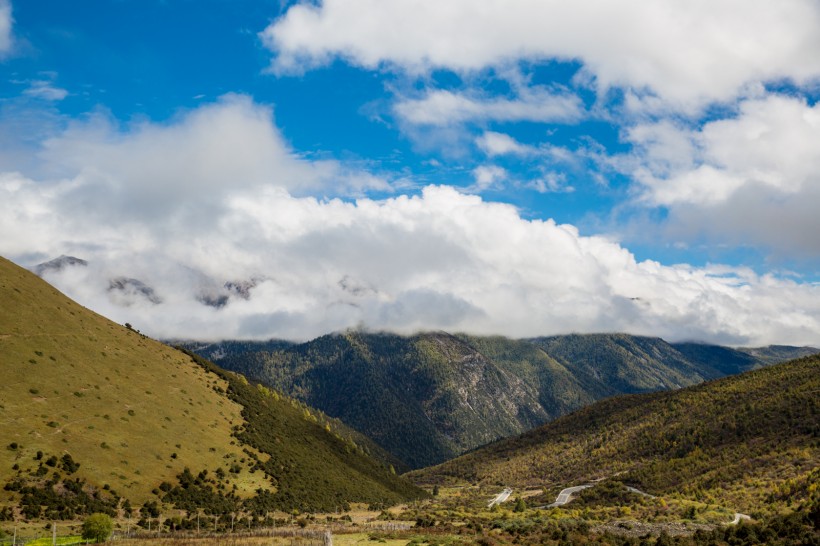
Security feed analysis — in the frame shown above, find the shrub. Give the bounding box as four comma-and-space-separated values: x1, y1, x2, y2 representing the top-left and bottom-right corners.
82, 513, 113, 543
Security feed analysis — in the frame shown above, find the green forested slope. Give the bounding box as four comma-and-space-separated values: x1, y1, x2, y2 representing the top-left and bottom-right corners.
530, 334, 712, 392
198, 332, 811, 470
411, 354, 820, 516
217, 332, 550, 469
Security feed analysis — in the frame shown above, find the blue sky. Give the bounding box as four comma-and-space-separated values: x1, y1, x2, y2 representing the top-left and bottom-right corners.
2, 0, 820, 345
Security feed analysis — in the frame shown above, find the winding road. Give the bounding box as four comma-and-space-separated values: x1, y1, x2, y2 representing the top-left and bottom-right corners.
488, 488, 513, 508
544, 484, 594, 508
625, 486, 655, 498
540, 482, 751, 527
540, 483, 655, 508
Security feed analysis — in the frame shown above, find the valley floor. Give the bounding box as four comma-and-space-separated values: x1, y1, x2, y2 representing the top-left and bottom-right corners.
3, 484, 815, 546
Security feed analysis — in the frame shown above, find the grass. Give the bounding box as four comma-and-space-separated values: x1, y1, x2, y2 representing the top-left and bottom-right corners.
331, 533, 412, 546
0, 256, 424, 518
23, 536, 84, 545
0, 257, 269, 504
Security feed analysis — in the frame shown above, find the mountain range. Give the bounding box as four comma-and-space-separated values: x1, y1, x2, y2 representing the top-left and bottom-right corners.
184, 332, 817, 470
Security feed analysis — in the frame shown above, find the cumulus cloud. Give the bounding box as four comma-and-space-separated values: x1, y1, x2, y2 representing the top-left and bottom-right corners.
263, 0, 820, 110
35, 95, 388, 223
632, 95, 820, 206
3, 95, 820, 347
619, 94, 820, 256
0, 0, 12, 56
471, 165, 507, 192
4, 168, 820, 346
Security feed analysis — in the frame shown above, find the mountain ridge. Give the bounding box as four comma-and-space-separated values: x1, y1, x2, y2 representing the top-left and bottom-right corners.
186, 331, 817, 470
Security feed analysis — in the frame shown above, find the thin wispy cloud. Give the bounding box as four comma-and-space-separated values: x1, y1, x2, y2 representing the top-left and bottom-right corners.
394, 88, 583, 126
476, 132, 537, 157
23, 80, 68, 101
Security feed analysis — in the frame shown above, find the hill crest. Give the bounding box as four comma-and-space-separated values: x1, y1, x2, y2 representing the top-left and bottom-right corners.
0, 256, 424, 520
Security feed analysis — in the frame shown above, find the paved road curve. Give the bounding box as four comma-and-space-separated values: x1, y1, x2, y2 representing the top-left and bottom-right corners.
545, 484, 594, 508
625, 486, 655, 498
488, 488, 513, 508
541, 483, 654, 508
539, 480, 751, 524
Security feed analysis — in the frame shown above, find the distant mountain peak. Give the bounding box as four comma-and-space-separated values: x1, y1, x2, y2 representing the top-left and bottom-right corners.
196, 290, 229, 308
224, 278, 260, 300
108, 276, 162, 305
33, 255, 88, 276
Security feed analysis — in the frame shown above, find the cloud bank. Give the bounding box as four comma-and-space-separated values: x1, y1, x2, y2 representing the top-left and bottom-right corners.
2, 96, 819, 346
263, 0, 820, 110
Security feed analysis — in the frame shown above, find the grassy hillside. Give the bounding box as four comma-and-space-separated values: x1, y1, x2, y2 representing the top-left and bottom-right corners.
0, 256, 424, 521
411, 354, 820, 516
198, 332, 807, 470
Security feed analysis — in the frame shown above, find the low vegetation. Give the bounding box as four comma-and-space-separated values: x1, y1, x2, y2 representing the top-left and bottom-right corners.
412, 354, 819, 520
4, 483, 815, 545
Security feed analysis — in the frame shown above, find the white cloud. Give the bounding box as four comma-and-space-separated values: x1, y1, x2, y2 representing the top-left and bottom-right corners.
471, 165, 507, 192
3, 168, 820, 346
632, 95, 820, 207
475, 132, 582, 193
0, 0, 12, 56
615, 94, 820, 257
23, 80, 69, 102
394, 87, 582, 126
3, 96, 820, 347
526, 172, 572, 194
263, 0, 820, 110
476, 131, 536, 157
34, 94, 389, 224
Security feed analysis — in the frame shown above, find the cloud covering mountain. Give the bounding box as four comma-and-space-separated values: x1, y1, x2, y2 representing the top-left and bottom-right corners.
2, 94, 817, 345
1, 1, 820, 345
